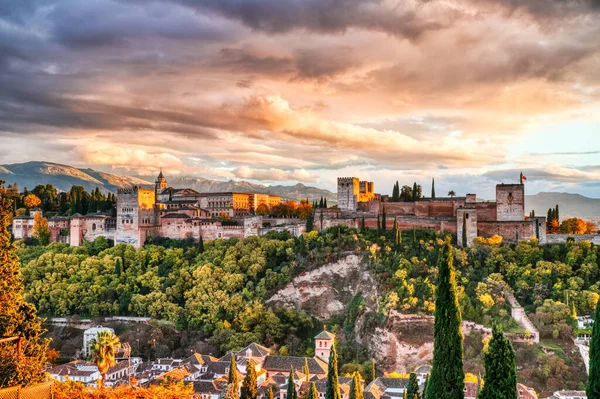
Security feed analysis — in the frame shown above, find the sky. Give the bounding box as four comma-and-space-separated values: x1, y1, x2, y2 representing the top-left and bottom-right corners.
1, 0, 600, 198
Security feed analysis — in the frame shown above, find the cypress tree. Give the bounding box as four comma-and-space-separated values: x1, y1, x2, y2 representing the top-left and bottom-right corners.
307, 382, 319, 399
377, 213, 381, 233
370, 359, 376, 385
0, 198, 49, 387
431, 178, 436, 199
320, 211, 324, 231
406, 373, 420, 399
228, 354, 238, 387
304, 357, 310, 382
198, 236, 205, 253
325, 342, 341, 399
361, 217, 366, 232
268, 387, 274, 399
412, 182, 418, 202
425, 241, 464, 399
287, 367, 297, 399
115, 258, 121, 276
349, 372, 363, 399
479, 325, 517, 399
241, 360, 258, 399
587, 299, 600, 398
381, 206, 387, 233
306, 212, 314, 233
320, 197, 324, 208
555, 204, 560, 222
324, 198, 327, 208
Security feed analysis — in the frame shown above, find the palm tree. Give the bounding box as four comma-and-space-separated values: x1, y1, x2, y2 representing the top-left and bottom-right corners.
89, 330, 121, 387
447, 190, 456, 198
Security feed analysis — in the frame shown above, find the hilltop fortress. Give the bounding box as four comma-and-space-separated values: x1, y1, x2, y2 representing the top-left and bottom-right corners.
314, 176, 548, 246
12, 172, 576, 247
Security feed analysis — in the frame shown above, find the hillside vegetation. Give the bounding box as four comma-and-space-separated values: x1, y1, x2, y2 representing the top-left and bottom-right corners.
16, 227, 598, 392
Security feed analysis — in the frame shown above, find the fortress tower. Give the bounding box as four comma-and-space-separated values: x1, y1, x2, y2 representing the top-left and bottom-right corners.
116, 186, 157, 248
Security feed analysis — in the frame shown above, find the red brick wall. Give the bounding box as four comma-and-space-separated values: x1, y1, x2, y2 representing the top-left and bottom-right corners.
474, 203, 497, 221
477, 221, 535, 243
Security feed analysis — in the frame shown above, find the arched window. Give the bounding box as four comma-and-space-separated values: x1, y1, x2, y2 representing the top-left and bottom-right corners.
92, 223, 96, 231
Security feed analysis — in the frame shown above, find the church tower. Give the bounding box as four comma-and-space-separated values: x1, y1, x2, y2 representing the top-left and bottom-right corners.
155, 169, 168, 192
315, 329, 335, 363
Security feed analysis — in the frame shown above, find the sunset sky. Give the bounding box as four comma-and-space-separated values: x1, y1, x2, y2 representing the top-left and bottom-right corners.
1, 0, 600, 198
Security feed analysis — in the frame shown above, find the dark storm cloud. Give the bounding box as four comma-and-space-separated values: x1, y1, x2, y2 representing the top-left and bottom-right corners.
171, 0, 458, 41
47, 0, 238, 48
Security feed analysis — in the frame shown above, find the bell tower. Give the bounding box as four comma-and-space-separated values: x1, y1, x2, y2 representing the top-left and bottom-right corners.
155, 168, 168, 192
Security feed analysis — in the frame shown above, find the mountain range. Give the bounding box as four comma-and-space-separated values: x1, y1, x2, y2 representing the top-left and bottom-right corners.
3, 161, 600, 217
525, 192, 600, 220
0, 161, 336, 203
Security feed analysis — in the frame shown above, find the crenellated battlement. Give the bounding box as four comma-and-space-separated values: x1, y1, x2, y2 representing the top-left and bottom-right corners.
337, 177, 358, 183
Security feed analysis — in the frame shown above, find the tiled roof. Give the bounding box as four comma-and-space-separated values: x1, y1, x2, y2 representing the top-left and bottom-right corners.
262, 356, 327, 374
186, 353, 219, 366
314, 331, 335, 340
162, 213, 191, 219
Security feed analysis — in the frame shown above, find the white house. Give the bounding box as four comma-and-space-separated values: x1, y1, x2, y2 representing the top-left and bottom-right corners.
83, 326, 114, 358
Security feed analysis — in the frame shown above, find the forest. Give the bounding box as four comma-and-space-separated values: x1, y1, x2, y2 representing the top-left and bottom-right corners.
17, 224, 598, 352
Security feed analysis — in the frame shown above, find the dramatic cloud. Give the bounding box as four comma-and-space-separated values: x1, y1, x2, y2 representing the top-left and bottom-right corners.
0, 0, 599, 194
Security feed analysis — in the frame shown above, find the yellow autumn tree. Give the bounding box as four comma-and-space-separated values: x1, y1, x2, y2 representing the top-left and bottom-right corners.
32, 211, 50, 245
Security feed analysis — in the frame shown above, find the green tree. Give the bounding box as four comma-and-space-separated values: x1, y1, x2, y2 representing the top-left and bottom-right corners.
422, 374, 429, 399
89, 330, 121, 388
286, 367, 297, 399
325, 342, 341, 399
479, 325, 517, 399
381, 207, 387, 233
306, 212, 315, 233
198, 236, 205, 253
229, 354, 239, 387
587, 300, 600, 398
431, 178, 436, 199
304, 357, 310, 382
323, 198, 327, 208
0, 198, 49, 388
412, 182, 418, 202
307, 382, 319, 399
225, 383, 240, 399
267, 386, 274, 399
406, 373, 420, 399
114, 258, 122, 276
425, 241, 464, 399
241, 360, 257, 399
349, 372, 363, 399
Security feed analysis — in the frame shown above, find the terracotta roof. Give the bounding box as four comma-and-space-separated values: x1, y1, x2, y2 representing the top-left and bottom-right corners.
186, 353, 219, 366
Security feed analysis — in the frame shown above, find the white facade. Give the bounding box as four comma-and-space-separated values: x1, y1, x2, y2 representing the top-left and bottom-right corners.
83, 326, 115, 358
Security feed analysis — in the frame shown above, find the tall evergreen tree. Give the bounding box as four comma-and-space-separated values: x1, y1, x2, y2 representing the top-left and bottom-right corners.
587, 299, 600, 398
307, 382, 319, 399
412, 182, 418, 201
0, 197, 49, 388
114, 258, 122, 276
306, 211, 315, 233
370, 359, 376, 385
406, 373, 420, 399
381, 206, 387, 233
228, 354, 238, 387
349, 373, 363, 399
286, 367, 297, 399
304, 357, 310, 382
361, 217, 366, 232
319, 197, 324, 209
324, 198, 327, 208
377, 213, 381, 233
431, 178, 436, 199
425, 241, 464, 399
241, 360, 258, 399
479, 325, 517, 399
422, 374, 429, 399
325, 342, 341, 399
555, 204, 560, 222
268, 386, 274, 399
198, 236, 205, 253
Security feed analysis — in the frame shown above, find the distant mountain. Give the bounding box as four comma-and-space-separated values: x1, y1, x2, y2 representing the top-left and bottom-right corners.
526, 192, 600, 219
0, 162, 151, 193
158, 176, 336, 203
0, 161, 337, 203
